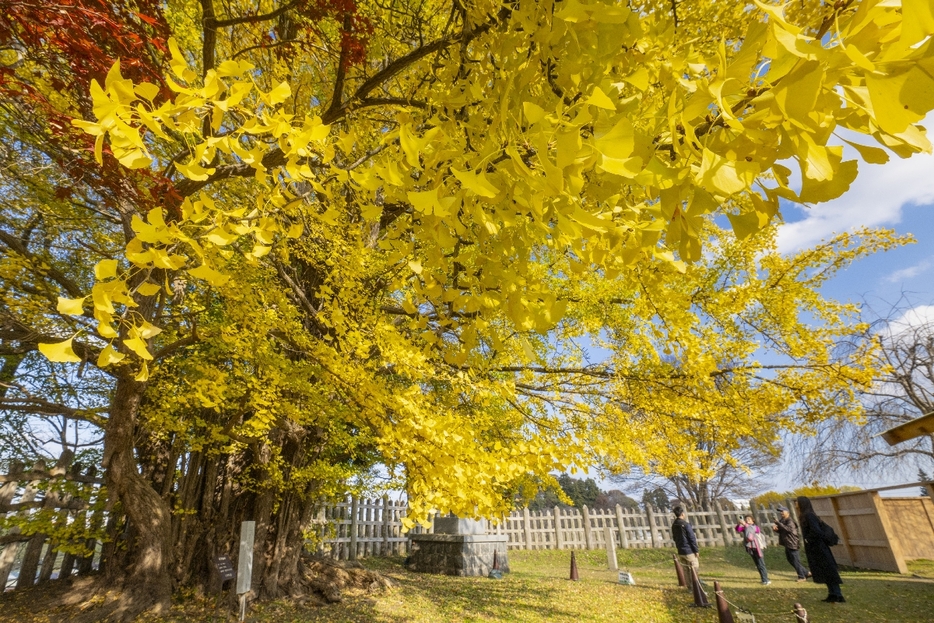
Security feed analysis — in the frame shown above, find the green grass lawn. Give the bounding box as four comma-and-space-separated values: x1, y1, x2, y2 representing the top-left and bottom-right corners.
232, 547, 934, 623
3, 547, 932, 622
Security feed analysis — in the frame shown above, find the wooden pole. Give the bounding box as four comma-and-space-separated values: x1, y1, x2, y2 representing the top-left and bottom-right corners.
349, 496, 359, 561
614, 504, 629, 549
646, 505, 658, 548
554, 506, 563, 550
381, 496, 390, 556
569, 550, 579, 580
582, 505, 592, 549
715, 502, 731, 547
0, 462, 29, 589
523, 507, 533, 550
17, 456, 65, 589
604, 523, 618, 570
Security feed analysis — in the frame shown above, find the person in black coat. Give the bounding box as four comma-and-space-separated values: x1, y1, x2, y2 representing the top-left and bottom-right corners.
796, 496, 844, 603
772, 505, 810, 581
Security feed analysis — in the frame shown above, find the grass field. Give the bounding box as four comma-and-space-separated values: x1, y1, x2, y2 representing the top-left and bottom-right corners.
179, 546, 934, 622
3, 546, 932, 622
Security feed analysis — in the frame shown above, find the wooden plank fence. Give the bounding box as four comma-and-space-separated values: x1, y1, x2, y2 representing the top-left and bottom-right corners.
314, 497, 804, 561
811, 481, 934, 574
12, 470, 927, 589
0, 455, 113, 592
312, 496, 413, 561
487, 502, 793, 551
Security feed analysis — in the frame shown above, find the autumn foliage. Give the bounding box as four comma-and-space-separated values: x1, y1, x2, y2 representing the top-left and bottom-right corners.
2, 0, 934, 619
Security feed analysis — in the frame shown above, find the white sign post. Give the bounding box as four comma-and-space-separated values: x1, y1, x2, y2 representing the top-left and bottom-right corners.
604, 524, 618, 571
237, 521, 255, 622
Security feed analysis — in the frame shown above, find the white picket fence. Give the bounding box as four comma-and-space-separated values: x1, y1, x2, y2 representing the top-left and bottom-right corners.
318, 497, 796, 560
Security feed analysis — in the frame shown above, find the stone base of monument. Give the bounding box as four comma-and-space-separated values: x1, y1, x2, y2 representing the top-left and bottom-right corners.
408, 517, 510, 577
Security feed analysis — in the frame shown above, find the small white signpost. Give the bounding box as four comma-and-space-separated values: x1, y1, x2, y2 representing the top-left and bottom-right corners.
237, 521, 255, 622
604, 524, 618, 571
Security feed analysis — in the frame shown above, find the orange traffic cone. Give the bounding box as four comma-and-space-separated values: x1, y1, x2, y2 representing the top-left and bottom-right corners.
673, 554, 686, 588
714, 581, 734, 623
689, 564, 710, 608
569, 551, 580, 581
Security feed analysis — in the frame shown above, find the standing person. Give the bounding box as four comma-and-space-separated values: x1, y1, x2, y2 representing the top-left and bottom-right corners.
772, 505, 810, 581
736, 515, 770, 585
671, 506, 699, 590
796, 496, 845, 603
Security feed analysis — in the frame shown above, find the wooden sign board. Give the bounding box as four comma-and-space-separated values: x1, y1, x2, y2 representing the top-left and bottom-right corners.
880, 411, 934, 445
214, 555, 235, 582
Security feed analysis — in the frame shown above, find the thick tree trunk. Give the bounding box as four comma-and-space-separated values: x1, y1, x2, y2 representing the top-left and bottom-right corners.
102, 376, 173, 620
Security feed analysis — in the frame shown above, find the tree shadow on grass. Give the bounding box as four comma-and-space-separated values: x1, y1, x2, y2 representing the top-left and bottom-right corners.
274, 561, 581, 623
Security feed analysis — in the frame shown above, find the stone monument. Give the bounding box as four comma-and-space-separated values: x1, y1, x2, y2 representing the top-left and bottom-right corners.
408, 515, 509, 576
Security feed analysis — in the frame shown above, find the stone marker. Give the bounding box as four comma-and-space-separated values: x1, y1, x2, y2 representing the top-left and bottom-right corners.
408, 515, 509, 576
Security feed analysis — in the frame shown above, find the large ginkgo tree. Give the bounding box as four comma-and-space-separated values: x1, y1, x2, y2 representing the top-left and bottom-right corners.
2, 0, 934, 618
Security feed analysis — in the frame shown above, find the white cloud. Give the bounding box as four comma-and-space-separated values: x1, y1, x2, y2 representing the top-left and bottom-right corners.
776, 149, 934, 255
880, 304, 934, 338
884, 257, 934, 283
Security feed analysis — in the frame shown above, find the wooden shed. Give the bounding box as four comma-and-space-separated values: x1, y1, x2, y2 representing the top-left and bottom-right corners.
811, 481, 934, 574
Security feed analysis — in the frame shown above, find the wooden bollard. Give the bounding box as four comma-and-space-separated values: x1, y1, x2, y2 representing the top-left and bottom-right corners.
492, 549, 500, 571
569, 550, 580, 581
793, 603, 809, 622
689, 564, 710, 608
714, 581, 735, 623
673, 554, 686, 587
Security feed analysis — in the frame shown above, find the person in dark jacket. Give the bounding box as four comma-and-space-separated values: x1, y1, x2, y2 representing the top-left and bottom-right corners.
772, 505, 810, 581
670, 506, 699, 590
796, 496, 844, 603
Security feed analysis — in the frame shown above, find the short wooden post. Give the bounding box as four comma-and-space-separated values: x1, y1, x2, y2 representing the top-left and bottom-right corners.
614, 504, 629, 549
604, 524, 618, 570
646, 505, 658, 548
715, 502, 731, 547
582, 505, 592, 549
349, 496, 359, 561
554, 506, 563, 549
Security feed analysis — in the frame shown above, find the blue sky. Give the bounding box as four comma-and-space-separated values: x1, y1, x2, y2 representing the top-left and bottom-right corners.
777, 146, 934, 316
770, 140, 934, 494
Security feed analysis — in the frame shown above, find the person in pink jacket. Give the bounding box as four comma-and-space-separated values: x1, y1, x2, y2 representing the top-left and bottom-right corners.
736, 515, 770, 585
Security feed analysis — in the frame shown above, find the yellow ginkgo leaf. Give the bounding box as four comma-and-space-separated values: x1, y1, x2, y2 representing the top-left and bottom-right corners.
123, 336, 153, 360
586, 86, 616, 110
97, 344, 126, 367
137, 282, 162, 296
95, 259, 119, 280
38, 338, 81, 363
135, 361, 150, 382
57, 296, 87, 316
97, 321, 118, 339
287, 222, 304, 238
188, 264, 231, 286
